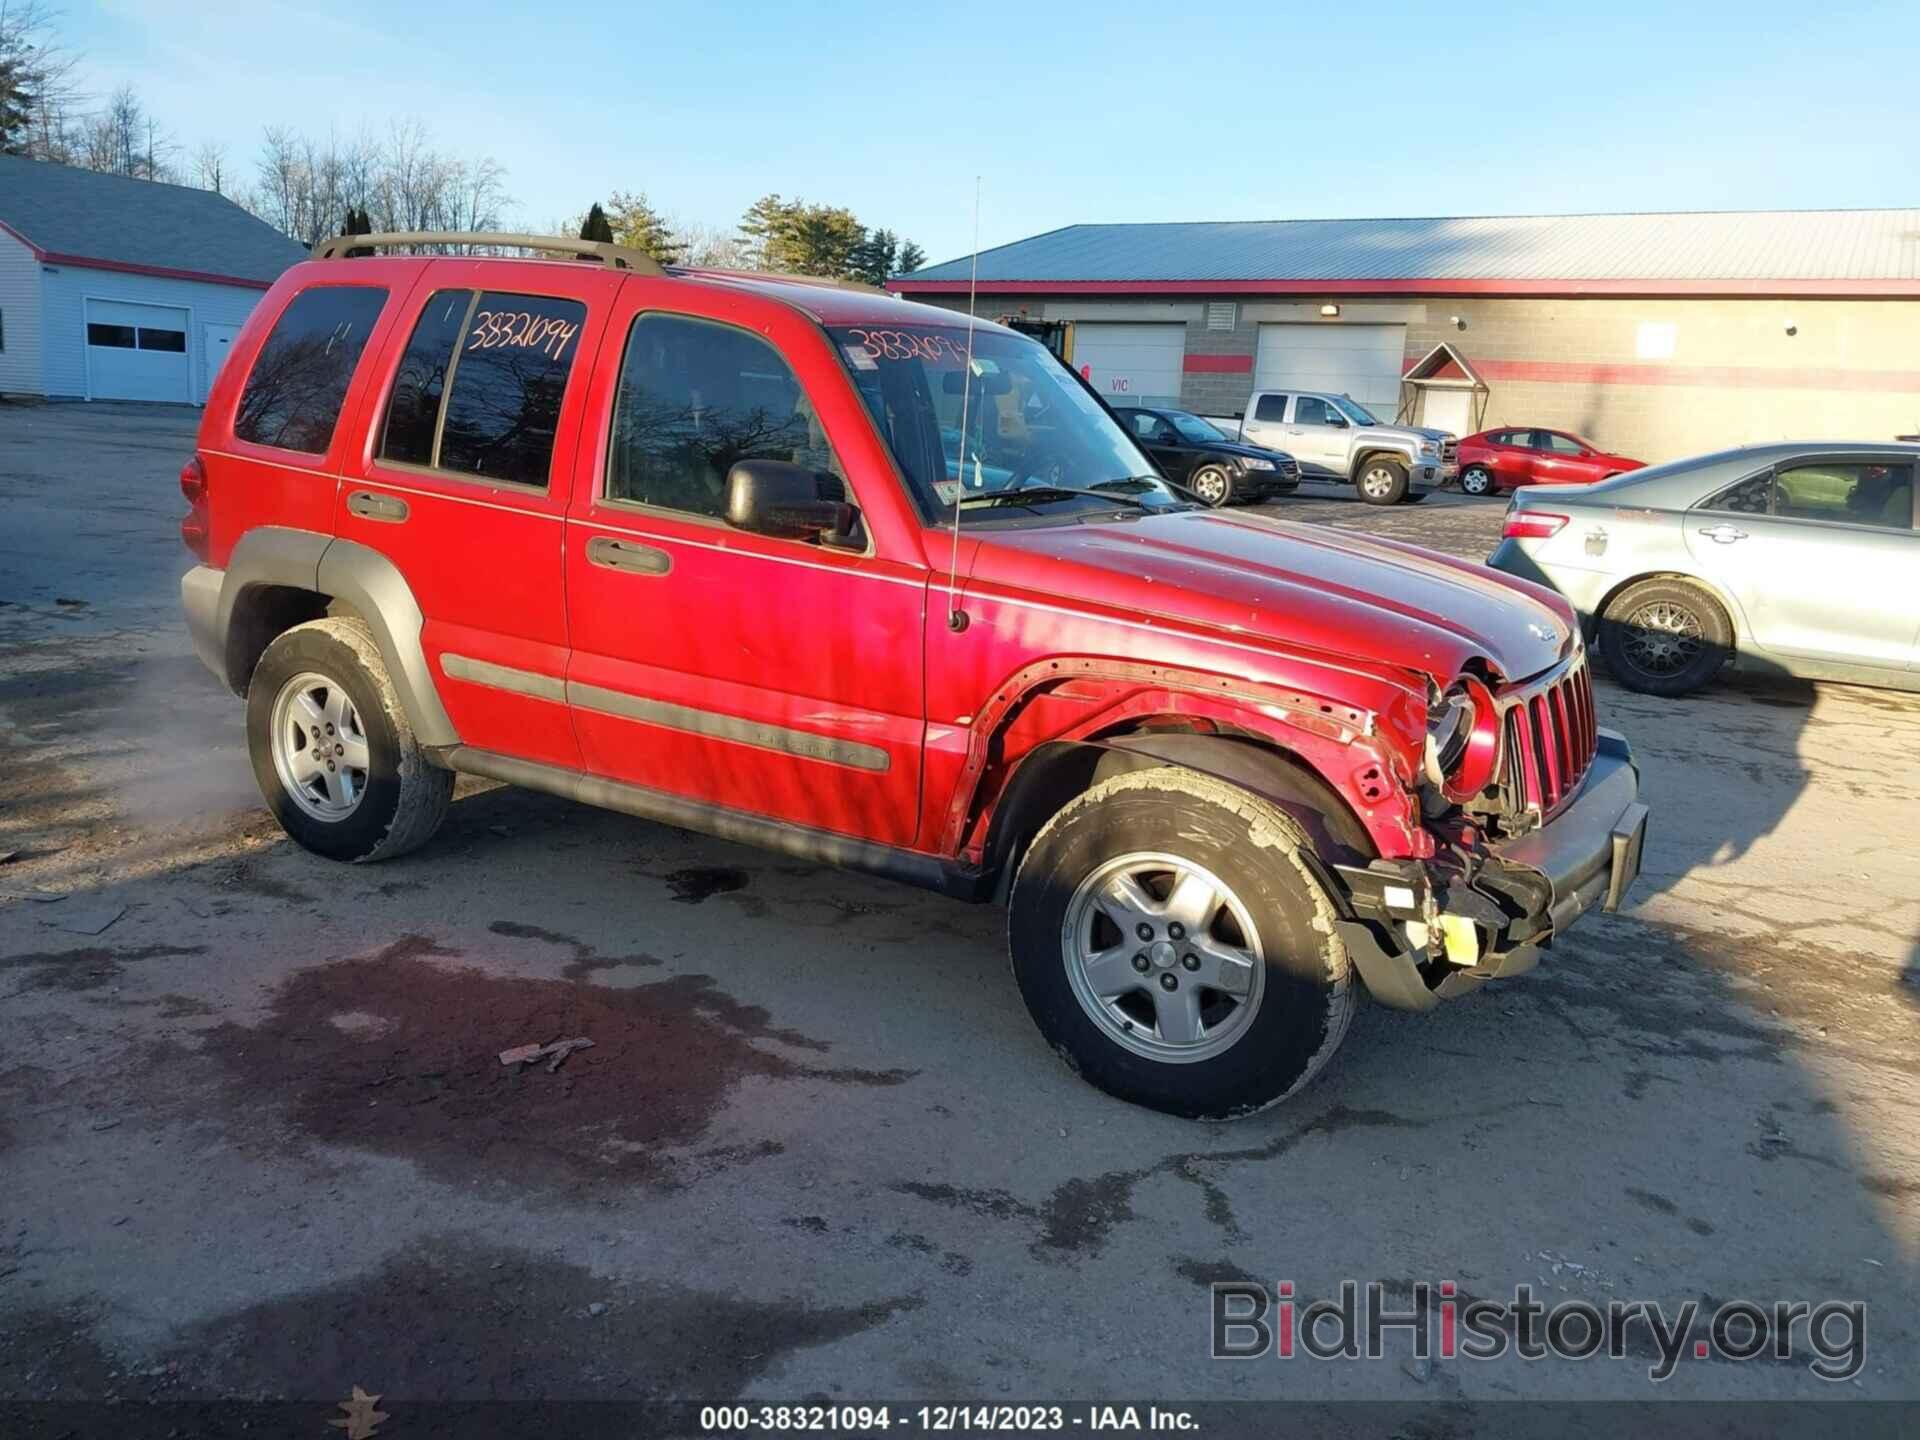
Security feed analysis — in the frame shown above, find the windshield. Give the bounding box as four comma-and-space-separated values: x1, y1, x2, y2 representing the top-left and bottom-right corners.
1331, 396, 1379, 426
830, 324, 1188, 522
1167, 412, 1228, 442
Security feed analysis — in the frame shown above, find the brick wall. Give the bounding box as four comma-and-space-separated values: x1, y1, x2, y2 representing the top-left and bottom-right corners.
911, 291, 1920, 464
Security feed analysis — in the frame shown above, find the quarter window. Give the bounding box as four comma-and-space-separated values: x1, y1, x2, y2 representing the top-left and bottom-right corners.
607, 312, 845, 519
1254, 393, 1288, 422
1703, 472, 1773, 515
379, 289, 473, 468
235, 285, 388, 454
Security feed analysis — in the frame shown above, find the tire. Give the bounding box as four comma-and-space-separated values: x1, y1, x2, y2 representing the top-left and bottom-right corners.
1009, 768, 1355, 1119
1355, 457, 1409, 505
1460, 465, 1495, 497
246, 617, 454, 862
1597, 578, 1733, 697
1189, 464, 1233, 508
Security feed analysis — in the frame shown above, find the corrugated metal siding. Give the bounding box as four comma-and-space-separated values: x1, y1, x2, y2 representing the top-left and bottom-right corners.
0, 227, 43, 395
39, 265, 270, 402
913, 211, 1920, 285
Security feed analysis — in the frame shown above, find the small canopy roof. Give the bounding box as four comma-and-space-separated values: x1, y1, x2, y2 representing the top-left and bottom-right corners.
1402, 341, 1486, 389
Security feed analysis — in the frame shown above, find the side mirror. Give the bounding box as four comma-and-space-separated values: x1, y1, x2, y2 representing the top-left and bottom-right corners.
1326, 414, 1348, 429
725, 460, 858, 546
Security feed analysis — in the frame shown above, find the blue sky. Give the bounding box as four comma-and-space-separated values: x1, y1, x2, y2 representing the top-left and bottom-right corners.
61, 0, 1920, 264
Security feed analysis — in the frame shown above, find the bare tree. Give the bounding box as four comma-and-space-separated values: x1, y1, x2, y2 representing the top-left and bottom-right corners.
192, 138, 227, 194
243, 118, 510, 248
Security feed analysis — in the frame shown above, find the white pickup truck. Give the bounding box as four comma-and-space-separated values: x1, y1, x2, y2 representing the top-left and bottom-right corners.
1205, 390, 1458, 505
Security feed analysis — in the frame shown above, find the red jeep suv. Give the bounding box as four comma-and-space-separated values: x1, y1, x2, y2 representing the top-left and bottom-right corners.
179, 232, 1646, 1118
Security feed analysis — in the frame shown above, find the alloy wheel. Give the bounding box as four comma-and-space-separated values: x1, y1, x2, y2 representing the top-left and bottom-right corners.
1191, 467, 1228, 505
1060, 852, 1265, 1063
1620, 601, 1704, 677
269, 671, 371, 821
1361, 466, 1397, 499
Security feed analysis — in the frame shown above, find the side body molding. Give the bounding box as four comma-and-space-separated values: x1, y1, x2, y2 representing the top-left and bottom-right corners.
315, 539, 460, 748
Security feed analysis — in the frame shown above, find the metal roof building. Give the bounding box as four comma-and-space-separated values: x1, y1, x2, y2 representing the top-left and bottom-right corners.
891, 210, 1920, 464
0, 155, 307, 404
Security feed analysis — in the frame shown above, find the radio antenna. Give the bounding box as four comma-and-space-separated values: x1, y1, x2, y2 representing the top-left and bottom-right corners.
945, 175, 982, 633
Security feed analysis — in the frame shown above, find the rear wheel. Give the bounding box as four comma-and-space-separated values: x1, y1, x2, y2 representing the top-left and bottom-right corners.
1460, 465, 1495, 497
1189, 464, 1233, 507
1597, 578, 1733, 696
247, 618, 453, 861
1355, 457, 1409, 505
1009, 768, 1355, 1119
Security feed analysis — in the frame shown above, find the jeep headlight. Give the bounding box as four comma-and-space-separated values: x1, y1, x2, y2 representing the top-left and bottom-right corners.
1240, 457, 1274, 471
1424, 676, 1502, 800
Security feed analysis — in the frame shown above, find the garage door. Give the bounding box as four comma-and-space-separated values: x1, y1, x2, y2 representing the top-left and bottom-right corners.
1254, 323, 1405, 417
1071, 323, 1185, 409
85, 299, 191, 403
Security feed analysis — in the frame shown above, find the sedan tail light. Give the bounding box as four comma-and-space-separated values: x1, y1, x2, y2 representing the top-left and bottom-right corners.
179, 455, 210, 561
1502, 509, 1569, 540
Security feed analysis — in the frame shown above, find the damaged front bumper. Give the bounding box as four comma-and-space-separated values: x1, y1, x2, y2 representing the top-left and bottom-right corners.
1331, 729, 1647, 1011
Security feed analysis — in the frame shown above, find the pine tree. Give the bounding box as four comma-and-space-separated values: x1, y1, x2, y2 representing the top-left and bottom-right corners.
895, 240, 927, 275
849, 227, 897, 286
605, 190, 680, 264
578, 202, 615, 243
737, 193, 799, 271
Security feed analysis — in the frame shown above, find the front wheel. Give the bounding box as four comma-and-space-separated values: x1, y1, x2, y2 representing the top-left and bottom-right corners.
1188, 465, 1233, 507
247, 617, 453, 862
1460, 465, 1496, 497
1355, 458, 1409, 505
1009, 769, 1355, 1119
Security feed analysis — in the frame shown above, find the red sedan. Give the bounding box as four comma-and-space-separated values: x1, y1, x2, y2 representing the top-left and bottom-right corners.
1455, 427, 1644, 495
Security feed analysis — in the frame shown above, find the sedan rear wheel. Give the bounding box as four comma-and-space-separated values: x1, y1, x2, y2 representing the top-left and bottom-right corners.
1598, 578, 1733, 696
1189, 465, 1232, 507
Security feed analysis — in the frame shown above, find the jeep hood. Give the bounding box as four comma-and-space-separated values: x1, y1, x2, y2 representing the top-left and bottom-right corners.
966, 508, 1573, 686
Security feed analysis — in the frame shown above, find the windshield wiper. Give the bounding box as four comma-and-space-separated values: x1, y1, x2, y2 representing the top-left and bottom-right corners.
958, 485, 1153, 511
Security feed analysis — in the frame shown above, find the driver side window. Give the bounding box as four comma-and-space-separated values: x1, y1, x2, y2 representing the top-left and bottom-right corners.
606, 312, 845, 519
1293, 396, 1334, 426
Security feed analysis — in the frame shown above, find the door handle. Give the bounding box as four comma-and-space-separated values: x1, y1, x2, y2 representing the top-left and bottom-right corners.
1696, 524, 1749, 544
586, 535, 672, 576
347, 490, 408, 524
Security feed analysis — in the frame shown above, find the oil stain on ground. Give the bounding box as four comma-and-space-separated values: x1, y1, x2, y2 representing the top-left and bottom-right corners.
10, 1238, 919, 1405
200, 934, 916, 1193
2, 943, 205, 995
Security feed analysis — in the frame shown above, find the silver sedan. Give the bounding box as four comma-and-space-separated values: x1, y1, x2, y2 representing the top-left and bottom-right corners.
1486, 441, 1919, 696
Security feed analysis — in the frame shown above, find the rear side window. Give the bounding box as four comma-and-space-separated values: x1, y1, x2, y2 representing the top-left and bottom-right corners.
1254, 393, 1288, 422
377, 289, 586, 489
606, 312, 844, 518
235, 285, 388, 454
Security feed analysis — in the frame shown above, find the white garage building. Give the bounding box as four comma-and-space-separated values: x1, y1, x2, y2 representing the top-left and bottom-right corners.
0, 154, 305, 405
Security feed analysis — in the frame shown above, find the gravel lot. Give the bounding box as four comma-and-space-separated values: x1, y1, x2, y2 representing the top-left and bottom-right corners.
2, 402, 1916, 1419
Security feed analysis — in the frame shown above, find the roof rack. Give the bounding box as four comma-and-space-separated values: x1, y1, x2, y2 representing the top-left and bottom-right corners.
676, 265, 888, 297
310, 231, 666, 275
